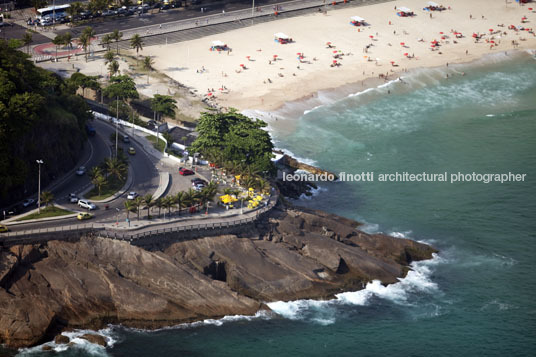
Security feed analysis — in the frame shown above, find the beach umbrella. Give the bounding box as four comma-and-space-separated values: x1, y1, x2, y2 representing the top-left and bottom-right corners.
404, 53, 408, 56
529, 8, 533, 10
390, 60, 395, 64
439, 31, 444, 34
369, 35, 374, 38
400, 42, 405, 46
490, 40, 495, 44
472, 33, 478, 38
207, 92, 213, 96
273, 54, 278, 58
240, 64, 245, 67
246, 55, 250, 59
326, 42, 331, 45
431, 44, 435, 47
333, 50, 338, 53
296, 52, 301, 55
489, 28, 493, 32
333, 60, 337, 63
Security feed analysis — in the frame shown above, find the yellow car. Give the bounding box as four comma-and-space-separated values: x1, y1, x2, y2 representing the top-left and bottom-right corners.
0, 224, 8, 233
128, 147, 136, 155
77, 212, 93, 221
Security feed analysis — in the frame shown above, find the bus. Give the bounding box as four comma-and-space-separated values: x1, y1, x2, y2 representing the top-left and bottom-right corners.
36, 4, 70, 24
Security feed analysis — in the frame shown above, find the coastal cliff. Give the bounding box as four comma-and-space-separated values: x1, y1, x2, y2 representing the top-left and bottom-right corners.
0, 205, 436, 348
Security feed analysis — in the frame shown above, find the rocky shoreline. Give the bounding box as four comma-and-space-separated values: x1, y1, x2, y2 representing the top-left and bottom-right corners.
0, 203, 436, 349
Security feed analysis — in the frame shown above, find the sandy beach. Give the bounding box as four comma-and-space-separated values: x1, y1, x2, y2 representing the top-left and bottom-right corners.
139, 0, 536, 112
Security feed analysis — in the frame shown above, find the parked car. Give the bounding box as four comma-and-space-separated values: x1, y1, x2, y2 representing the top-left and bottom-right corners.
179, 167, 195, 176
78, 199, 97, 210
123, 135, 130, 143
69, 193, 79, 203
22, 198, 35, 208
77, 212, 93, 220
128, 147, 136, 155
0, 224, 8, 233
127, 191, 138, 200
76, 166, 86, 176
191, 178, 207, 185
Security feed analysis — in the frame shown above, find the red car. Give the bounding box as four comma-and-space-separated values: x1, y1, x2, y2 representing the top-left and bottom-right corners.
179, 167, 195, 176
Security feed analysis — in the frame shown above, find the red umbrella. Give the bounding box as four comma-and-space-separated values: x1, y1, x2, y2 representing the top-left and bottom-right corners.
529, 8, 533, 10
207, 92, 213, 96
473, 33, 478, 38
489, 28, 493, 32
404, 53, 408, 56
400, 42, 405, 46
431, 44, 436, 47
490, 40, 495, 43
390, 60, 395, 64
333, 50, 338, 53
246, 56, 250, 59
296, 52, 301, 55
333, 60, 337, 63
240, 64, 245, 67
326, 42, 331, 44
369, 35, 374, 38
439, 31, 444, 34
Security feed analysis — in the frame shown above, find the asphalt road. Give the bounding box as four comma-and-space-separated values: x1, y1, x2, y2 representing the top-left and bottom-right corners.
60, 0, 297, 37
6, 119, 160, 231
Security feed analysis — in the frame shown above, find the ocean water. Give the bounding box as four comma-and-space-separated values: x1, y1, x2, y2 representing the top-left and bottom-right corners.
8, 52, 536, 356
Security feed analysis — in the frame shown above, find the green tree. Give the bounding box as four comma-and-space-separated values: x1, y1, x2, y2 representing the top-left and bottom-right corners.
79, 27, 95, 63
89, 166, 103, 180
191, 110, 275, 175
130, 34, 143, 63
103, 50, 116, 65
66, 2, 83, 23
111, 29, 123, 55
105, 157, 127, 181
91, 173, 106, 196
151, 94, 177, 121
62, 32, 73, 50
124, 199, 135, 219
52, 34, 63, 60
142, 193, 153, 218
134, 196, 143, 220
101, 34, 113, 51
103, 75, 139, 101
174, 191, 184, 216
142, 56, 154, 84
22, 32, 33, 55
40, 190, 54, 208
108, 60, 120, 77
154, 197, 163, 217
67, 72, 100, 96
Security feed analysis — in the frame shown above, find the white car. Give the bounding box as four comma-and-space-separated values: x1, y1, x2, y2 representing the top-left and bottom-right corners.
69, 193, 78, 203
78, 199, 97, 210
76, 166, 86, 176
127, 191, 138, 200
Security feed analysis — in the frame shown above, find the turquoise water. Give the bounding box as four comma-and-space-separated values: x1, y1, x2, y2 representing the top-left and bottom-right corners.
13, 52, 536, 356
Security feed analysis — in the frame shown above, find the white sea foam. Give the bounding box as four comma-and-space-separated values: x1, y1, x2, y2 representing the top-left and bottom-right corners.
17, 327, 116, 356
273, 147, 317, 166
388, 230, 414, 239
299, 185, 328, 200
268, 253, 443, 324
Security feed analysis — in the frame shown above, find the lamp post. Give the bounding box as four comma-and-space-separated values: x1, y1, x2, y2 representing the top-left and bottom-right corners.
36, 159, 44, 214
115, 96, 119, 157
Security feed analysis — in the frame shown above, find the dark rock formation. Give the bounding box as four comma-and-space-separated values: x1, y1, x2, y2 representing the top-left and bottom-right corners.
54, 334, 70, 344
80, 334, 106, 347
0, 205, 436, 349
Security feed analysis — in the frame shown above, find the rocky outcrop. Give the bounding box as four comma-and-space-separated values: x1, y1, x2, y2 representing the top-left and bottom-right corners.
80, 334, 106, 346
0, 205, 436, 349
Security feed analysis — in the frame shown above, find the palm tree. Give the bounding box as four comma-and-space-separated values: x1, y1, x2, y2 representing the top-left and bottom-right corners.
40, 191, 54, 208
134, 196, 143, 220
79, 34, 90, 62
163, 196, 175, 217
142, 56, 154, 84
130, 34, 143, 63
105, 157, 127, 182
198, 187, 216, 213
22, 32, 33, 55
101, 34, 113, 51
52, 34, 63, 61
66, 2, 83, 24
89, 166, 103, 180
104, 50, 116, 65
154, 198, 163, 217
183, 188, 200, 213
111, 29, 123, 55
108, 60, 120, 77
62, 32, 73, 52
142, 194, 153, 219
151, 94, 177, 121
124, 200, 135, 219
174, 191, 184, 216
91, 174, 106, 196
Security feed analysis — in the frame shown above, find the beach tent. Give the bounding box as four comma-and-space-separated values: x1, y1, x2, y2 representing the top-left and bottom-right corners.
350, 16, 366, 26
210, 40, 228, 51
397, 7, 414, 16
274, 32, 292, 44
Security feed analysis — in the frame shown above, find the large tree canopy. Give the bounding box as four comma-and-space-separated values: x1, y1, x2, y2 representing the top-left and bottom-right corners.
0, 41, 91, 206
190, 110, 275, 175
